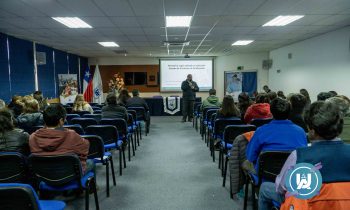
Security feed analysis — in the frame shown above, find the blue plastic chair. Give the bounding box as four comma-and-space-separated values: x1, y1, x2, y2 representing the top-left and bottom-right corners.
83, 114, 102, 122
100, 118, 135, 161
71, 118, 98, 130
0, 152, 27, 183
63, 124, 85, 135
65, 114, 80, 124
85, 125, 125, 176
0, 183, 66, 210
82, 135, 116, 197
28, 154, 99, 210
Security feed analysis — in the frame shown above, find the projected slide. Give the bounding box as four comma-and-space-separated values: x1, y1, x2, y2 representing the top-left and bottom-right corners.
160, 59, 213, 91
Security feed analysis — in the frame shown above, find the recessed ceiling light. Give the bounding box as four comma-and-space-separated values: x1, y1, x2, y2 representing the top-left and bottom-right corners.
263, 15, 304, 26
166, 16, 192, 27
232, 40, 254, 46
98, 42, 119, 47
52, 17, 92, 28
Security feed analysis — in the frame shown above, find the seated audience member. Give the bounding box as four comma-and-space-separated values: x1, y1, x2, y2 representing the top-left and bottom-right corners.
244, 98, 307, 173
126, 89, 149, 111
102, 93, 128, 122
277, 91, 287, 99
216, 95, 240, 119
29, 104, 92, 173
327, 96, 350, 143
244, 93, 272, 123
17, 99, 44, 131
0, 109, 30, 155
300, 88, 311, 111
317, 92, 332, 101
238, 92, 252, 120
263, 85, 271, 93
258, 100, 350, 210
288, 93, 308, 132
118, 89, 131, 107
268, 91, 277, 101
73, 94, 93, 114
8, 95, 23, 118
200, 89, 221, 111
126, 89, 150, 132
0, 99, 5, 109
33, 91, 49, 111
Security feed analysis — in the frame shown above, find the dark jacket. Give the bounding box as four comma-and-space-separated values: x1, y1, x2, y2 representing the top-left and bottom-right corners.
0, 129, 30, 156
102, 104, 128, 122
181, 80, 199, 101
29, 128, 89, 172
289, 112, 308, 133
17, 112, 44, 131
126, 96, 149, 111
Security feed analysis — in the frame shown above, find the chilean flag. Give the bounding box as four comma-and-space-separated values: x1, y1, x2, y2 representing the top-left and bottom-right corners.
83, 66, 93, 102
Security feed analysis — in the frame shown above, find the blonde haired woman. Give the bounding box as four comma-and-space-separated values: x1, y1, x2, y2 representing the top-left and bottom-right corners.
73, 94, 93, 114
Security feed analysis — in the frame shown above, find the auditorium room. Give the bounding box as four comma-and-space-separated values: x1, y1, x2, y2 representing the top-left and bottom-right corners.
1, 0, 350, 210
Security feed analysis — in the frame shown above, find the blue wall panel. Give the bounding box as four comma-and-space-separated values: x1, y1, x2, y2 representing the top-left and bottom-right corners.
36, 44, 55, 98
0, 33, 11, 101
8, 36, 35, 96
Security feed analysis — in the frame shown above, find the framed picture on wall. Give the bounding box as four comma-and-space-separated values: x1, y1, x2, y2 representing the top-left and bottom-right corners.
224, 71, 258, 99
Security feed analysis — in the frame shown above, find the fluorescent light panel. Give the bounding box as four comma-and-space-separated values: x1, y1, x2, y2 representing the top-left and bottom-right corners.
166, 16, 192, 27
98, 42, 119, 47
232, 40, 254, 46
52, 17, 92, 28
263, 15, 304, 26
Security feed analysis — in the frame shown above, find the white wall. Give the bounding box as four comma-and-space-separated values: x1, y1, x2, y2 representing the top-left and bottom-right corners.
269, 26, 350, 101
89, 53, 269, 99
215, 52, 269, 98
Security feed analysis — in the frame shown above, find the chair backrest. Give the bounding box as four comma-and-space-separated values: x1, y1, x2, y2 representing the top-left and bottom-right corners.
63, 124, 85, 135
214, 118, 243, 135
83, 114, 102, 122
85, 125, 119, 145
65, 106, 73, 114
66, 114, 80, 124
193, 102, 202, 113
71, 118, 98, 129
27, 126, 44, 134
127, 110, 137, 124
100, 118, 127, 136
127, 113, 134, 126
250, 118, 273, 128
94, 110, 102, 114
257, 151, 292, 185
81, 135, 104, 160
0, 152, 27, 183
0, 183, 40, 210
223, 125, 256, 146
28, 154, 82, 187
202, 107, 219, 117
127, 107, 146, 120
72, 110, 91, 117
89, 103, 98, 106
206, 109, 219, 121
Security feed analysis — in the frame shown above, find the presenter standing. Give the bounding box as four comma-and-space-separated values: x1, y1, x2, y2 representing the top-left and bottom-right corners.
181, 74, 199, 122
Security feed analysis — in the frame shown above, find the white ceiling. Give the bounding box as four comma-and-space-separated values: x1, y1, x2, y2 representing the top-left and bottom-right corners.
0, 0, 349, 57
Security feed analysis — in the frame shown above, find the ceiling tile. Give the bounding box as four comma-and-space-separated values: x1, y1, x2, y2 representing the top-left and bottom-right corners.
83, 17, 115, 27
191, 16, 219, 27
57, 0, 105, 16
128, 35, 148, 41
224, 0, 266, 15
110, 17, 140, 27
120, 27, 144, 35
164, 0, 197, 16
196, 0, 232, 15
94, 0, 134, 16
0, 0, 46, 17
129, 0, 164, 16
137, 16, 165, 27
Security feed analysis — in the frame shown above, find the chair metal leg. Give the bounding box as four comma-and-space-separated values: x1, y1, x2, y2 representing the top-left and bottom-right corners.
131, 135, 135, 156
85, 185, 89, 210
218, 148, 222, 169
212, 143, 215, 162
119, 149, 122, 176
106, 160, 110, 197
109, 157, 116, 185
128, 137, 131, 161
222, 157, 228, 187
244, 178, 249, 210
122, 148, 126, 168
252, 184, 257, 210
230, 174, 233, 199
93, 178, 100, 210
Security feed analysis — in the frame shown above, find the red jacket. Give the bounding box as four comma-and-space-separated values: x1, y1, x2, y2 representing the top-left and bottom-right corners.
29, 128, 89, 172
244, 103, 272, 123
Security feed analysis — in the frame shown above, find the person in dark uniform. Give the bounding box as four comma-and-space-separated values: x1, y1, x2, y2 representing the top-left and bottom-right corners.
181, 74, 199, 122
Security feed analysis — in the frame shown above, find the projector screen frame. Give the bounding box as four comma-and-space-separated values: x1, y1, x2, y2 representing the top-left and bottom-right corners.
159, 57, 214, 92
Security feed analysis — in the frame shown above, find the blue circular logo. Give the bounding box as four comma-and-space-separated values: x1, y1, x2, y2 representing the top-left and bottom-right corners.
285, 163, 322, 199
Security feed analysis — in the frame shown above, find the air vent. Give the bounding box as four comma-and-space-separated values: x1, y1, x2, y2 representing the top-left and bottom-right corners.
163, 41, 190, 46
113, 49, 128, 55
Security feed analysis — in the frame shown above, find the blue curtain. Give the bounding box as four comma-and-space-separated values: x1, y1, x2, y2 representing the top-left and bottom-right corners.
8, 36, 35, 96
0, 33, 11, 102
242, 72, 257, 96
36, 44, 55, 98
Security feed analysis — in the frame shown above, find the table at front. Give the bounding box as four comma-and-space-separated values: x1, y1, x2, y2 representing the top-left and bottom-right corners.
144, 97, 202, 116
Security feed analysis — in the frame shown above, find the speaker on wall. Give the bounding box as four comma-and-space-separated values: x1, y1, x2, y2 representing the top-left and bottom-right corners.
262, 59, 272, 70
